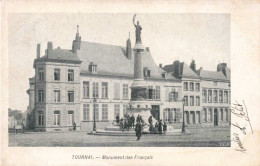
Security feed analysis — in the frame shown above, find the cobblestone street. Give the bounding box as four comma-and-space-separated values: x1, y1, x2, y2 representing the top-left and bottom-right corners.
9, 127, 230, 147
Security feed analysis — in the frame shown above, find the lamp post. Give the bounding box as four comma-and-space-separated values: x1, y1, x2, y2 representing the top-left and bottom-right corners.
181, 97, 186, 133
93, 98, 97, 132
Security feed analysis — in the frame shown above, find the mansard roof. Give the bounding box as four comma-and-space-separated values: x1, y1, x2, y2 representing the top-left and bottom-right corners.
197, 70, 228, 81
78, 41, 177, 80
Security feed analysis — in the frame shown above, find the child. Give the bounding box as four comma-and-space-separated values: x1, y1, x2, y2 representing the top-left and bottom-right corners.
163, 122, 167, 135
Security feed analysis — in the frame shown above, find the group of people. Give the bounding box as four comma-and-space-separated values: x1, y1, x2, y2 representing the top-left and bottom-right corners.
148, 116, 167, 135
115, 114, 168, 141
116, 114, 144, 132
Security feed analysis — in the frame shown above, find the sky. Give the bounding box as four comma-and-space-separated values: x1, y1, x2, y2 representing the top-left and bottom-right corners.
8, 13, 230, 111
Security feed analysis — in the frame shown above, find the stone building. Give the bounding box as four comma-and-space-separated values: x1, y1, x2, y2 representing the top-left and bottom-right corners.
27, 25, 230, 131
163, 60, 231, 127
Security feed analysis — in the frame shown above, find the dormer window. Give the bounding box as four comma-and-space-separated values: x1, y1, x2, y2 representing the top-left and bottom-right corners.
162, 72, 166, 78
147, 70, 151, 77
89, 62, 97, 73
92, 65, 97, 72
143, 67, 151, 77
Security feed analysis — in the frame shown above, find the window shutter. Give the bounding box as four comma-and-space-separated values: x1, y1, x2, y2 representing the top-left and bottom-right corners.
165, 87, 170, 101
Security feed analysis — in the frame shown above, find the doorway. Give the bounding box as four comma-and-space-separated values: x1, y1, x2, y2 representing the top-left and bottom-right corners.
151, 105, 160, 121
214, 109, 218, 126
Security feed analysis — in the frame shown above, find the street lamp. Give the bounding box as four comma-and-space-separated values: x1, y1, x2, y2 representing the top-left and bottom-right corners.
181, 97, 186, 133
93, 98, 97, 132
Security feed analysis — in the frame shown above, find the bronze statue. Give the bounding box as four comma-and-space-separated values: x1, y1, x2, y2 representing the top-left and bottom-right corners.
133, 14, 142, 44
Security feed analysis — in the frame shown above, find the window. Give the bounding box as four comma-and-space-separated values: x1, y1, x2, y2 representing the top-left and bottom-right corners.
123, 104, 127, 116
184, 82, 188, 91
102, 104, 108, 120
147, 70, 151, 77
224, 91, 228, 103
68, 111, 74, 126
68, 91, 74, 102
93, 82, 99, 98
195, 83, 200, 91
54, 68, 60, 81
208, 90, 212, 103
163, 109, 169, 122
38, 90, 44, 102
102, 82, 108, 98
91, 65, 97, 72
123, 84, 128, 99
169, 92, 178, 102
54, 90, 60, 102
148, 86, 154, 100
202, 90, 207, 103
68, 69, 74, 81
196, 96, 200, 106
203, 108, 207, 122
225, 108, 229, 121
190, 96, 194, 106
82, 81, 89, 98
155, 86, 160, 100
83, 104, 90, 121
114, 104, 120, 120
38, 68, 44, 81
219, 91, 223, 103
54, 111, 60, 126
168, 109, 174, 122
190, 82, 194, 91
213, 90, 218, 103
184, 96, 188, 106
214, 81, 218, 86
196, 111, 201, 123
220, 109, 224, 121
38, 111, 44, 126
208, 108, 213, 122
114, 83, 120, 99
93, 104, 99, 120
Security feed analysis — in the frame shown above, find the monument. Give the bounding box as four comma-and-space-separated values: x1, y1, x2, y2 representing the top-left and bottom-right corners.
127, 14, 156, 130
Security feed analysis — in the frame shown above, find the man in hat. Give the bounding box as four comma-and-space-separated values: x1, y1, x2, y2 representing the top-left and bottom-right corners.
135, 121, 142, 141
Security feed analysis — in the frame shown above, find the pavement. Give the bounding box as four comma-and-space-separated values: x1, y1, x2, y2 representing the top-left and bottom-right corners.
9, 127, 230, 147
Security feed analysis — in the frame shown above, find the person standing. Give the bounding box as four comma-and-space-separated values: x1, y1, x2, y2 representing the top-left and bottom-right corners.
116, 114, 120, 124
136, 114, 141, 123
135, 121, 142, 141
131, 115, 135, 128
148, 116, 153, 134
73, 122, 76, 131
163, 122, 167, 135
158, 119, 163, 135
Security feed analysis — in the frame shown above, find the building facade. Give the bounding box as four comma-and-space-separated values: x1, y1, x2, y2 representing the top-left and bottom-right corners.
27, 26, 230, 131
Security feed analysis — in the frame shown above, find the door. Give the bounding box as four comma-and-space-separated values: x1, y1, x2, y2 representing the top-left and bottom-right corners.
186, 112, 189, 124
151, 105, 160, 121
214, 109, 218, 126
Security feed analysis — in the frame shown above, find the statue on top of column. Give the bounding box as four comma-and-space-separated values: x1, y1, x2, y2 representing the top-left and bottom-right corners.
133, 14, 142, 44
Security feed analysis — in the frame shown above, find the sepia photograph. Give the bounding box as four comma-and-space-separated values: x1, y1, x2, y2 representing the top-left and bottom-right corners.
1, 1, 260, 166
8, 13, 231, 147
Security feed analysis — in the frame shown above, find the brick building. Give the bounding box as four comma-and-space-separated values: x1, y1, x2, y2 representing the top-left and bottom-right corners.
27, 26, 230, 131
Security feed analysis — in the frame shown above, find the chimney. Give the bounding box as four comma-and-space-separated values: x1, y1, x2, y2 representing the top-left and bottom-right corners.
47, 41, 53, 57
159, 63, 162, 68
37, 44, 40, 59
146, 47, 150, 52
190, 59, 196, 71
173, 60, 181, 78
72, 40, 78, 54
126, 32, 132, 60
